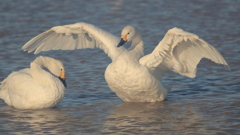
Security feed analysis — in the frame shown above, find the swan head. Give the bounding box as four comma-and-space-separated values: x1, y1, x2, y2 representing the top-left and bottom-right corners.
117, 25, 140, 47
33, 56, 67, 87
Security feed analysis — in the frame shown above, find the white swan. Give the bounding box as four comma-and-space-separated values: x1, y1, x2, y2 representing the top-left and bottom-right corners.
0, 56, 67, 109
22, 22, 228, 102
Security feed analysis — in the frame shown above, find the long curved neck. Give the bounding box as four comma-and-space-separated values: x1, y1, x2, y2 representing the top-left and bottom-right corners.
30, 57, 53, 86
128, 33, 144, 59
33, 56, 49, 69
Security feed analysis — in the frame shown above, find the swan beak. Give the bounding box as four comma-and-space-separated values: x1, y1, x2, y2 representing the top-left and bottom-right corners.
59, 70, 67, 88
117, 35, 127, 47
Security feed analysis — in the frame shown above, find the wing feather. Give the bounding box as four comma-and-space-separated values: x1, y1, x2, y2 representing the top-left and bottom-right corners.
25, 31, 56, 53
22, 22, 124, 60
140, 27, 228, 78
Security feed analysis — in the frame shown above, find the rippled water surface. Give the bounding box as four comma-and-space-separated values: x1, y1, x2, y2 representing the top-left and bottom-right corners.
0, 0, 239, 134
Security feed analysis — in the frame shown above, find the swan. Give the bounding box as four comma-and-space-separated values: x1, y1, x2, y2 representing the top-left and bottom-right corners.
0, 56, 67, 109
22, 22, 228, 102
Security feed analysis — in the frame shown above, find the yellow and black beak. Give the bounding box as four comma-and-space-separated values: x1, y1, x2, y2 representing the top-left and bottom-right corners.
59, 70, 67, 88
117, 35, 128, 47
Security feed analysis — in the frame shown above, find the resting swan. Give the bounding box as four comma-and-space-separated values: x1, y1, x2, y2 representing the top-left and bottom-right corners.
22, 22, 228, 102
0, 56, 67, 109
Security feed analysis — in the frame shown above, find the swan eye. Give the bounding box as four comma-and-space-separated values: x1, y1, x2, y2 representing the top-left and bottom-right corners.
127, 32, 130, 35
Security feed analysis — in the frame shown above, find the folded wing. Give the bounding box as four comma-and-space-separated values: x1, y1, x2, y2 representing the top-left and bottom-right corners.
22, 22, 125, 60
139, 27, 228, 78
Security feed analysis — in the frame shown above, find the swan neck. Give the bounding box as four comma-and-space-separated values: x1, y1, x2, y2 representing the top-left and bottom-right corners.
30, 57, 53, 86
128, 34, 144, 58
33, 57, 48, 69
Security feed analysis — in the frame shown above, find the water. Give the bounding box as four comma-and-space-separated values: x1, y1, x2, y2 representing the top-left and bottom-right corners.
0, 0, 239, 134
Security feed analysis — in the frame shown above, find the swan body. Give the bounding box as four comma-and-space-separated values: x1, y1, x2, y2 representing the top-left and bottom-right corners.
22, 22, 228, 102
0, 56, 67, 109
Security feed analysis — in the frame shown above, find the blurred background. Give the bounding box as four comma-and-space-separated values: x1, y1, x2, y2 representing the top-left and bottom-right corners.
0, 0, 239, 134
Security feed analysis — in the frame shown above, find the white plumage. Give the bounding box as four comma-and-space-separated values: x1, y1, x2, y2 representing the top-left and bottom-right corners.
22, 22, 228, 102
0, 56, 67, 109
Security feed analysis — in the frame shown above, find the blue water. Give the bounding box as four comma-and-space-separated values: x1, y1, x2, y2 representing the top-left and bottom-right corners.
0, 0, 239, 134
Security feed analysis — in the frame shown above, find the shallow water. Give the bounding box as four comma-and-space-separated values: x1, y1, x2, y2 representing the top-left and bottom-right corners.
0, 0, 239, 134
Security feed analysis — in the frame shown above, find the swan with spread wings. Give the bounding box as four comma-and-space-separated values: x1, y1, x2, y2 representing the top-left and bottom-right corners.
22, 22, 228, 102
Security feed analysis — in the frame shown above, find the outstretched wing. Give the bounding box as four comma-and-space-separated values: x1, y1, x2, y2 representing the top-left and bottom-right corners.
22, 22, 125, 60
139, 27, 228, 78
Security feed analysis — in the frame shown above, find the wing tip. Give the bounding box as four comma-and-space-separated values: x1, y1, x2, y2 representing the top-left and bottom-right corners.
22, 43, 29, 50
222, 63, 230, 71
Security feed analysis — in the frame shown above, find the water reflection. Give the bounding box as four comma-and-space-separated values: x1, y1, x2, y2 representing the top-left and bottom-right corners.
0, 106, 70, 134
103, 101, 213, 134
